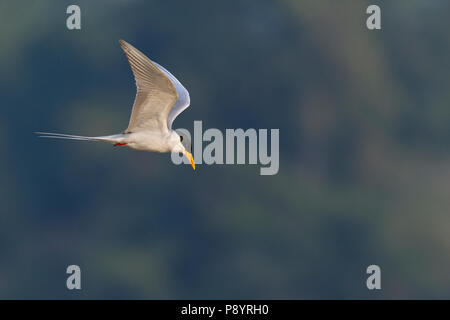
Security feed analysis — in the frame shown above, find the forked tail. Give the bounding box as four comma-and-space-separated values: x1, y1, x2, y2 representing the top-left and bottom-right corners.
35, 132, 125, 144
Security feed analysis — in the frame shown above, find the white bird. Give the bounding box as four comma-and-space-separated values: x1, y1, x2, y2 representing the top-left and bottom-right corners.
36, 39, 195, 170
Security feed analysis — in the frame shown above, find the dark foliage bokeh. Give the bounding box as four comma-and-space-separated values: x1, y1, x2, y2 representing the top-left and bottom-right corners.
0, 0, 449, 298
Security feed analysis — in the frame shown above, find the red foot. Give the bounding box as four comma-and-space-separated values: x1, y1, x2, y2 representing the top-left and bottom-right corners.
114, 143, 128, 146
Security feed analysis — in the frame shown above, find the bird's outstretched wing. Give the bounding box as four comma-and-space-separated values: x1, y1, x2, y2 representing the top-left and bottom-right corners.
119, 39, 179, 133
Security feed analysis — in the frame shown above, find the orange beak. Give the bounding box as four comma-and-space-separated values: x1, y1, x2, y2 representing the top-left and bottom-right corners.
183, 150, 195, 170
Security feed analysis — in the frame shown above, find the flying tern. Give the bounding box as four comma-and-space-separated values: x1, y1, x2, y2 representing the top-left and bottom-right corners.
37, 39, 195, 170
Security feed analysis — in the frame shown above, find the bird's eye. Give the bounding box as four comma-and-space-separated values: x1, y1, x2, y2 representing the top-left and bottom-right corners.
180, 136, 183, 142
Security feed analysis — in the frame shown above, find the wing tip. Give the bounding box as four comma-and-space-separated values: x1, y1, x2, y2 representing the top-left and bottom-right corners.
118, 39, 132, 52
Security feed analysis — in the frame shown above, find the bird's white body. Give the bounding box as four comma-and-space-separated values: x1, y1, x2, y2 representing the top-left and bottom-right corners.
37, 40, 195, 169
119, 130, 181, 153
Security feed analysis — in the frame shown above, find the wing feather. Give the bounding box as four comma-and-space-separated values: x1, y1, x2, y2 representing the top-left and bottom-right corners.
153, 62, 191, 130
119, 40, 178, 133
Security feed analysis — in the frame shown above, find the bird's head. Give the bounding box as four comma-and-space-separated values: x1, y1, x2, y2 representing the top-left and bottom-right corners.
171, 131, 195, 170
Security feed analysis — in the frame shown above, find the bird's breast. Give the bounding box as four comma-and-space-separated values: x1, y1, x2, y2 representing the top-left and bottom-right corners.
125, 131, 172, 153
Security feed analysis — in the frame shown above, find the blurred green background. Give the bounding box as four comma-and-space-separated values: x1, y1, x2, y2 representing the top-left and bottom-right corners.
1, 0, 449, 299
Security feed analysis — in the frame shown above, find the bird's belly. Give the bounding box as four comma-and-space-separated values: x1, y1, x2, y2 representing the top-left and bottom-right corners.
126, 132, 171, 153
